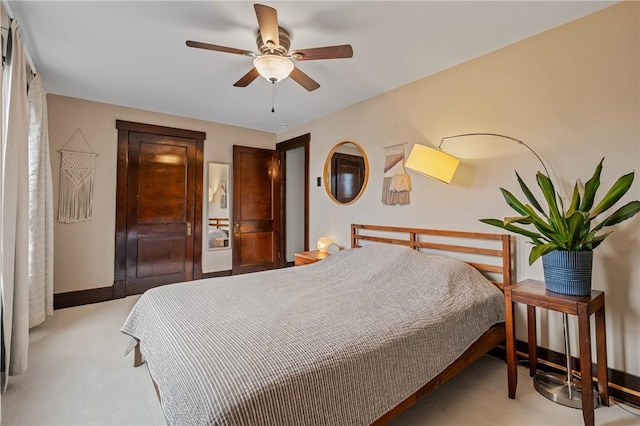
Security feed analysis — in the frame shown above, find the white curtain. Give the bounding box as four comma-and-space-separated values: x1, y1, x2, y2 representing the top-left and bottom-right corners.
1, 20, 30, 389
27, 74, 53, 328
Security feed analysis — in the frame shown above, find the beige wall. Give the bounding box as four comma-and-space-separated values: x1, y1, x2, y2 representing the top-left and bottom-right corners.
280, 2, 640, 376
48, 95, 275, 294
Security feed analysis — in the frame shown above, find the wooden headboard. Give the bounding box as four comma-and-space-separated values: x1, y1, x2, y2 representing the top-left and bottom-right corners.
351, 224, 512, 290
208, 217, 229, 229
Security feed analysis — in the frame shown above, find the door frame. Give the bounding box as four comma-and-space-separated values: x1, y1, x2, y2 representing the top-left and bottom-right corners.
276, 133, 310, 265
114, 120, 205, 298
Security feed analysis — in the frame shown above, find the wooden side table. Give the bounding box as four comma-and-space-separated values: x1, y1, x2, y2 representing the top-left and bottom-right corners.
294, 250, 328, 266
505, 279, 609, 426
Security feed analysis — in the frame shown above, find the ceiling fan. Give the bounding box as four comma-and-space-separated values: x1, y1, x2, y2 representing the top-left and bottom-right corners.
186, 3, 353, 92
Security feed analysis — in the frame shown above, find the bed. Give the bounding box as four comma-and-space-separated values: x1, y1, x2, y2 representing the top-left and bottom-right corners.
121, 224, 511, 425
208, 217, 229, 248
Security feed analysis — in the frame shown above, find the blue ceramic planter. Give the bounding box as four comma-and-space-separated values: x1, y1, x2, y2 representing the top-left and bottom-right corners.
542, 250, 593, 296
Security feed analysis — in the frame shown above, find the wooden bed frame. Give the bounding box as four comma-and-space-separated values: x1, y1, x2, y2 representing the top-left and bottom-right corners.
208, 217, 229, 229
133, 224, 512, 425
350, 224, 511, 424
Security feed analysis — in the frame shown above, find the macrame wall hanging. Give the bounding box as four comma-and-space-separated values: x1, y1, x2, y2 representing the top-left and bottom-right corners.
382, 140, 411, 206
57, 129, 97, 223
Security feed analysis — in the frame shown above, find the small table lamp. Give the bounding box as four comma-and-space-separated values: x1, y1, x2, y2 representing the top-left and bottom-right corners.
317, 237, 334, 253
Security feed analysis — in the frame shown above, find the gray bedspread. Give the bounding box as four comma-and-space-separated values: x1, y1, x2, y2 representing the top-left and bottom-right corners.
121, 243, 504, 425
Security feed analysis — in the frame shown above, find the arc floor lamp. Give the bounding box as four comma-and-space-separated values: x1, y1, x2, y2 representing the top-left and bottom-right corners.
404, 132, 550, 183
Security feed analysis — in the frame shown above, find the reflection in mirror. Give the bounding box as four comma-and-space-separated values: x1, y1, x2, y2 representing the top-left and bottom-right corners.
207, 163, 231, 250
323, 141, 369, 205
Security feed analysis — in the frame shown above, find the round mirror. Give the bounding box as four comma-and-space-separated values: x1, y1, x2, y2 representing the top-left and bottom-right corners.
323, 141, 369, 205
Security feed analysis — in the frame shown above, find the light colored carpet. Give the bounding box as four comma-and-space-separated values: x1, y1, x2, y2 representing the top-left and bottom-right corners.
1, 295, 639, 425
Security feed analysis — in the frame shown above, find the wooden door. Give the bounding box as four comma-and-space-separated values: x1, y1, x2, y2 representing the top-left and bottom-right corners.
331, 152, 365, 203
114, 121, 204, 297
232, 145, 280, 274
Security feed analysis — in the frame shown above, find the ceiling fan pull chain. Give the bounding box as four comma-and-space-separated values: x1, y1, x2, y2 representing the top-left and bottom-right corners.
271, 81, 276, 113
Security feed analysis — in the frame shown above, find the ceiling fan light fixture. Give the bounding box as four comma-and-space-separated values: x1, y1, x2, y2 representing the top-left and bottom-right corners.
253, 55, 294, 83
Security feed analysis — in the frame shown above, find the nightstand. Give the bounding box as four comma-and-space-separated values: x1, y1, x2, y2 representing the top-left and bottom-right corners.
505, 279, 609, 426
294, 250, 329, 266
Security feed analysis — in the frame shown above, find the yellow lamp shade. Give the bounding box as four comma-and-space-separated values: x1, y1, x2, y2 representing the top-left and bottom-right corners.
317, 237, 334, 253
405, 144, 460, 184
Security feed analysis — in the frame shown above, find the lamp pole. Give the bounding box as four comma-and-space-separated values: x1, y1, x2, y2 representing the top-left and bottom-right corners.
439, 133, 550, 177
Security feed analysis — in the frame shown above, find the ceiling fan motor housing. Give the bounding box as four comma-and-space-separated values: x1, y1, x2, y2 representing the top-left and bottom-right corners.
256, 27, 291, 56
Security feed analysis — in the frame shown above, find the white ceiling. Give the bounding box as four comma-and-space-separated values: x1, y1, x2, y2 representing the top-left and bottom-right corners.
8, 1, 615, 134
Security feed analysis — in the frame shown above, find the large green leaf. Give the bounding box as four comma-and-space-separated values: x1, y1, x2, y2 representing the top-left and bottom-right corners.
536, 172, 568, 235
565, 183, 581, 217
504, 216, 531, 226
557, 193, 566, 215
580, 158, 603, 211
516, 171, 546, 216
500, 188, 529, 216
589, 172, 635, 218
582, 230, 596, 249
592, 200, 640, 232
565, 210, 587, 250
522, 205, 555, 234
479, 218, 544, 243
529, 243, 558, 265
504, 216, 534, 225
579, 219, 593, 243
590, 232, 612, 250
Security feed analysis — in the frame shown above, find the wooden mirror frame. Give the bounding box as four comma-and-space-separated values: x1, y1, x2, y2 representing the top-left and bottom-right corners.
323, 141, 369, 205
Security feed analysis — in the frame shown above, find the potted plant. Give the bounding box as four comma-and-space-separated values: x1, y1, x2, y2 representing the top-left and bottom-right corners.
480, 158, 640, 296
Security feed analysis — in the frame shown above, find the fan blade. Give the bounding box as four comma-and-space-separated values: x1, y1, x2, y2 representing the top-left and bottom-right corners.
254, 4, 279, 48
186, 40, 254, 57
289, 67, 320, 92
291, 45, 353, 61
233, 67, 261, 87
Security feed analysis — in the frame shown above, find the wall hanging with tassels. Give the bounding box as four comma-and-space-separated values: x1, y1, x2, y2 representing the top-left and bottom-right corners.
382, 141, 411, 205
57, 129, 97, 223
